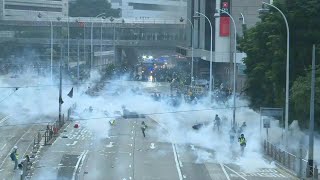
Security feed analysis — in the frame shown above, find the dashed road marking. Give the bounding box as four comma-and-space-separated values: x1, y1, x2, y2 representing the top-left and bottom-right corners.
0, 144, 6, 151
66, 141, 78, 146
106, 142, 114, 148
150, 143, 155, 149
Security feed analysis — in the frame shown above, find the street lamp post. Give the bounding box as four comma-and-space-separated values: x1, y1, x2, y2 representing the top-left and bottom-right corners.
110, 17, 115, 64
194, 12, 213, 100
180, 17, 194, 86
67, 17, 70, 71
100, 19, 103, 63
91, 13, 106, 73
215, 9, 237, 127
50, 20, 53, 81
38, 13, 60, 81
260, 1, 290, 149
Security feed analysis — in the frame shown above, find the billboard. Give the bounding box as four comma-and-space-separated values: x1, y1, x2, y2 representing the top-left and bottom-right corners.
220, 0, 230, 36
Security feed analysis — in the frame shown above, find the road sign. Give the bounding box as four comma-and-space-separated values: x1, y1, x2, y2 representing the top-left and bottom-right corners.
263, 118, 270, 128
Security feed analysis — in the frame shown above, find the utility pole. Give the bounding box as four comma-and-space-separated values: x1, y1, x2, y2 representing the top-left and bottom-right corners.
307, 44, 316, 177
58, 45, 63, 127
77, 40, 80, 87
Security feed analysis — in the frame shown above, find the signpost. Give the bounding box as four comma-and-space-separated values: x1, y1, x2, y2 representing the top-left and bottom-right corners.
263, 117, 271, 140
260, 107, 283, 142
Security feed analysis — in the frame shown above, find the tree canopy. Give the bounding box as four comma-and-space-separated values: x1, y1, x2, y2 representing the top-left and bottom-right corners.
69, 0, 120, 17
239, 0, 320, 129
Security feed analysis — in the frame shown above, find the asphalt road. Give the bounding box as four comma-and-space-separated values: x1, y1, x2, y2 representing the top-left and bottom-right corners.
0, 114, 44, 179
29, 116, 296, 180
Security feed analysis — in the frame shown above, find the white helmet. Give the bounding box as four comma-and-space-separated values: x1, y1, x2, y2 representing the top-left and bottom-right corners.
13, 146, 18, 149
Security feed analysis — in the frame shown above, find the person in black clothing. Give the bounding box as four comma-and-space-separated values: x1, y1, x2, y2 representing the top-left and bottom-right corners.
141, 121, 148, 137
214, 114, 221, 131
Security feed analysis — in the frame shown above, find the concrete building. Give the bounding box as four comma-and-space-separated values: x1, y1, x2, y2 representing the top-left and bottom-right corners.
110, 0, 187, 19
0, 0, 68, 21
176, 0, 271, 91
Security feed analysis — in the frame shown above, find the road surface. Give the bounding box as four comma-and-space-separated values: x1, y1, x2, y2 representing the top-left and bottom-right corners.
29, 116, 296, 180
0, 114, 44, 179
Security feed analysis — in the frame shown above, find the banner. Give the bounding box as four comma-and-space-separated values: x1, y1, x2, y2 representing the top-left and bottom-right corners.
220, 17, 230, 36
220, 0, 230, 36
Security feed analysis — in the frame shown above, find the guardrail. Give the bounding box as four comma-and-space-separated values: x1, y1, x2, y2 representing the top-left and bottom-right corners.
263, 140, 319, 179
19, 107, 73, 179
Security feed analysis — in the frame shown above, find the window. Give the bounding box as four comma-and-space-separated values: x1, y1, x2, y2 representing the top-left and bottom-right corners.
5, 5, 62, 12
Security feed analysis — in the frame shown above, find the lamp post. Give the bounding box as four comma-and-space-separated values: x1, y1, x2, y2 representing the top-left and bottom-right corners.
259, 1, 290, 149
67, 16, 70, 71
239, 13, 247, 34
194, 12, 213, 100
180, 17, 194, 86
215, 9, 237, 127
50, 20, 53, 81
91, 13, 106, 72
37, 13, 61, 81
110, 17, 115, 64
100, 17, 106, 64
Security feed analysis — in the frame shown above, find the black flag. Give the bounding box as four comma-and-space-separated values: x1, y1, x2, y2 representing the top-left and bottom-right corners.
67, 87, 73, 98
59, 96, 64, 104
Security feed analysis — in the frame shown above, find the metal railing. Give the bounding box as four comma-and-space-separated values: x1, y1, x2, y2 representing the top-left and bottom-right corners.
263, 140, 319, 179
20, 107, 73, 179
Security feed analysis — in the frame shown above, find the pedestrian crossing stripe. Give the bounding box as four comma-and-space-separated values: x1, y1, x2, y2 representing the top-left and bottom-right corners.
230, 172, 287, 178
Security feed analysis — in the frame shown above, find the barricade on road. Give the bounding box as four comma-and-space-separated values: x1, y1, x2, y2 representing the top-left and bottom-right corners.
263, 140, 319, 179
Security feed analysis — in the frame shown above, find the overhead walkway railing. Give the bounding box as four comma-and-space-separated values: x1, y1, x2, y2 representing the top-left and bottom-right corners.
2, 16, 186, 25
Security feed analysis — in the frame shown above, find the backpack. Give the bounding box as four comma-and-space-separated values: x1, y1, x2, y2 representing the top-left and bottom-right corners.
10, 152, 15, 161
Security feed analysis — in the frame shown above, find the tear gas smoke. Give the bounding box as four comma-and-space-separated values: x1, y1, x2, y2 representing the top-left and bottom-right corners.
1, 63, 319, 176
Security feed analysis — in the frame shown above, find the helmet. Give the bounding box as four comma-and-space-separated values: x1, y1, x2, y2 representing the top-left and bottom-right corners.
13, 146, 18, 149
241, 134, 244, 137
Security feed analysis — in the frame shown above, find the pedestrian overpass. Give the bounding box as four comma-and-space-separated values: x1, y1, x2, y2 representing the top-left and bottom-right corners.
0, 17, 187, 66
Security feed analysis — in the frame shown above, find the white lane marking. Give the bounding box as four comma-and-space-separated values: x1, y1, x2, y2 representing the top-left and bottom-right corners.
0, 115, 9, 124
220, 163, 231, 180
151, 117, 183, 180
0, 144, 6, 150
66, 141, 78, 146
172, 143, 183, 180
106, 142, 114, 148
223, 164, 248, 180
71, 150, 86, 180
0, 125, 35, 169
150, 143, 155, 149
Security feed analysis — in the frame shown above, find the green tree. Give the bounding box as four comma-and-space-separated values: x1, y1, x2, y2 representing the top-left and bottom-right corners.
291, 65, 320, 129
239, 0, 320, 128
69, 0, 120, 17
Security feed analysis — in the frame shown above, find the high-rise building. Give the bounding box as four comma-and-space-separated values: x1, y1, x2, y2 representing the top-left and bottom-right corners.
110, 0, 187, 19
0, 0, 68, 21
176, 0, 271, 91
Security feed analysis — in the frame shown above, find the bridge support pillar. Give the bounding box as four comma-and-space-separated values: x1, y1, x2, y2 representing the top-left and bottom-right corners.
114, 46, 122, 65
